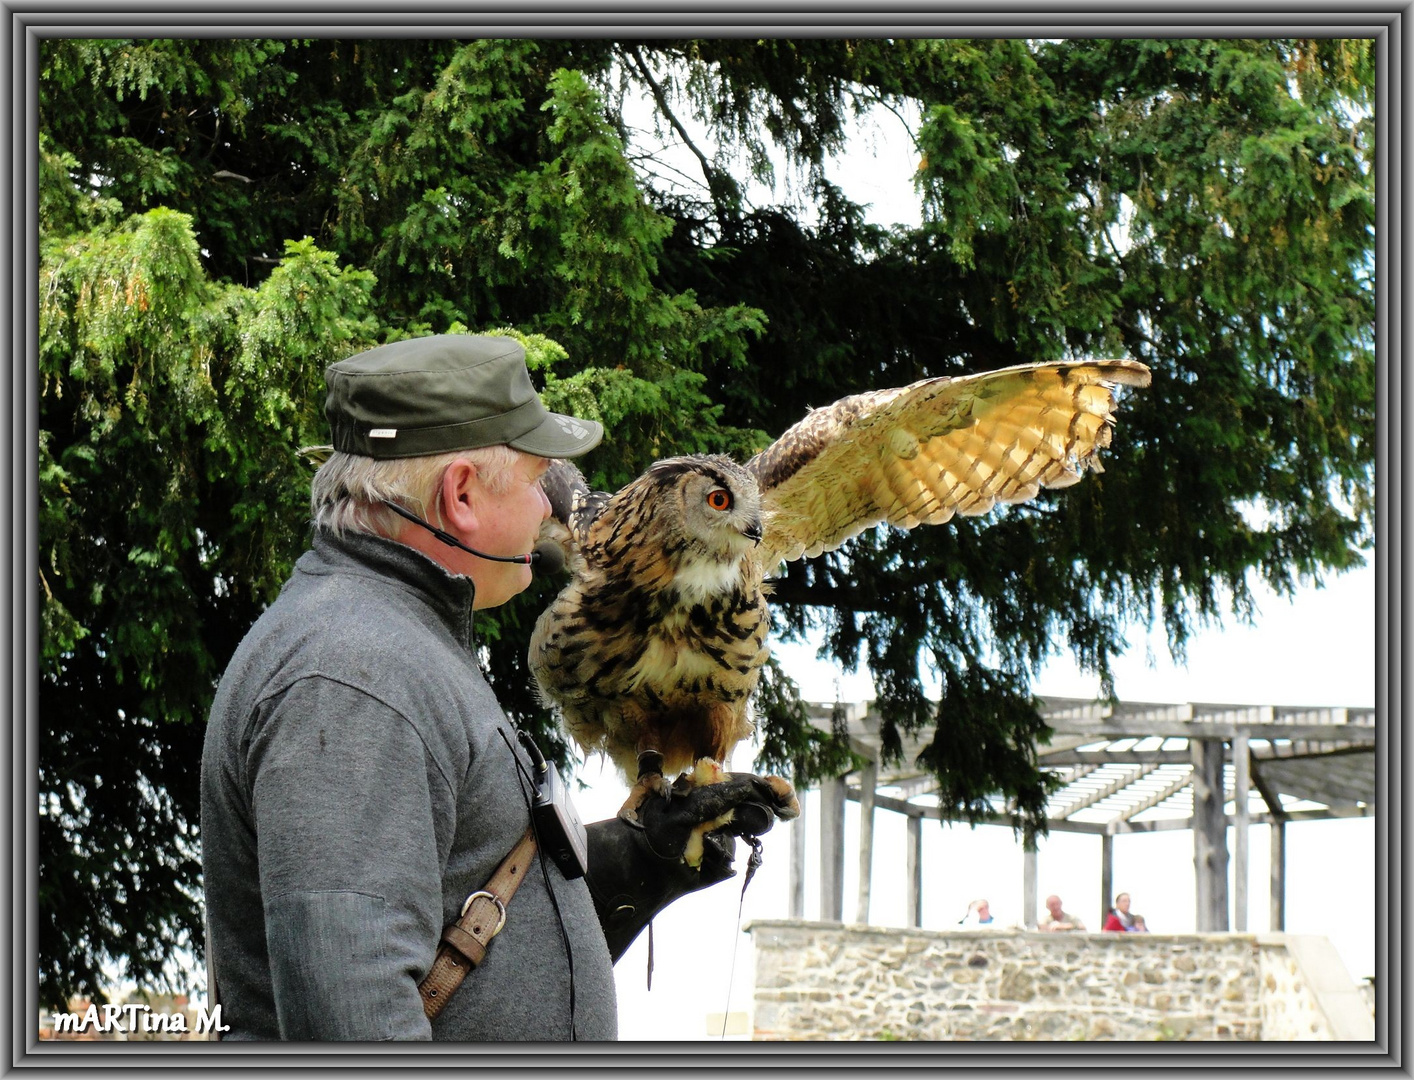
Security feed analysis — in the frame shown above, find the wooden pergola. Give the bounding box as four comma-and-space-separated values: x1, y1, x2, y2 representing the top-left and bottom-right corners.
791, 697, 1376, 931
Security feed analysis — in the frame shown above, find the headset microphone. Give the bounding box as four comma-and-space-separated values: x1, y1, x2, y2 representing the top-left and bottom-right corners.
382, 500, 565, 574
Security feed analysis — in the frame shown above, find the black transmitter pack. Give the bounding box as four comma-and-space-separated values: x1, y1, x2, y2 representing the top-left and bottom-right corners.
517, 732, 589, 880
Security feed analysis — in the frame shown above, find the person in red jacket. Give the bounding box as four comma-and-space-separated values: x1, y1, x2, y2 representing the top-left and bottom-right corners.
1103, 891, 1148, 931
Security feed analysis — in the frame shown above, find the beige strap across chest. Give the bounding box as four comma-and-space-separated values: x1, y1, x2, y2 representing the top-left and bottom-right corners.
418, 827, 538, 1020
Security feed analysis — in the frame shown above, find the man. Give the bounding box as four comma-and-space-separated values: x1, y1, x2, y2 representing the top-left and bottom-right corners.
201, 335, 786, 1040
1039, 894, 1086, 932
958, 899, 994, 929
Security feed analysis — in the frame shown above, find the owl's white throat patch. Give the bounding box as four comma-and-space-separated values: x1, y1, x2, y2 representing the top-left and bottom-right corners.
672, 557, 746, 603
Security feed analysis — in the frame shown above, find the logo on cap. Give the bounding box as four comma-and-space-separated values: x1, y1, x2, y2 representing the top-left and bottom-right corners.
554, 416, 591, 440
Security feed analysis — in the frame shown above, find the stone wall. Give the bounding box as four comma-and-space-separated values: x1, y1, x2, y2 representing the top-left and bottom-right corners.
1259, 941, 1333, 1040
748, 920, 1369, 1042
1257, 934, 1376, 1041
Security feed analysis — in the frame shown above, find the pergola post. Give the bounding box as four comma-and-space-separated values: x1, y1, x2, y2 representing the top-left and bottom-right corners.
1270, 820, 1286, 931
906, 815, 923, 928
1100, 831, 1114, 929
1022, 845, 1038, 929
855, 759, 877, 925
1233, 734, 1250, 931
788, 789, 806, 919
820, 774, 847, 922
1251, 761, 1288, 932
1191, 737, 1230, 931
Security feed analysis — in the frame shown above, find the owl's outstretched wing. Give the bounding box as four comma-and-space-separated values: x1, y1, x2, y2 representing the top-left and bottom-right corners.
746, 359, 1151, 566
535, 458, 611, 566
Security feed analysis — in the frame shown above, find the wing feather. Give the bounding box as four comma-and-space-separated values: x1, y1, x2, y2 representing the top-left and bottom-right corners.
748, 359, 1151, 566
535, 458, 610, 567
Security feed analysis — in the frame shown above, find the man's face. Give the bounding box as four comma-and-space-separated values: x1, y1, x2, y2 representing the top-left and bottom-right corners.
466, 453, 553, 610
1047, 896, 1063, 917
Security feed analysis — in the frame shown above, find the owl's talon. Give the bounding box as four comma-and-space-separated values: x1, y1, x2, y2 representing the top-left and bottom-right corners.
619, 758, 672, 824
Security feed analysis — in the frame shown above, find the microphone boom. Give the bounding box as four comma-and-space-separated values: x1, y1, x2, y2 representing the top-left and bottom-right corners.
382, 500, 560, 572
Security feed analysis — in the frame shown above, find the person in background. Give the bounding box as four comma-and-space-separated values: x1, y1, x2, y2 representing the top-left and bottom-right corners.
1103, 891, 1146, 931
958, 899, 995, 928
1039, 894, 1086, 932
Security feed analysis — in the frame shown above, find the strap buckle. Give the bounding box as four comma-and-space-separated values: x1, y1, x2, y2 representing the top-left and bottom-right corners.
460, 890, 508, 937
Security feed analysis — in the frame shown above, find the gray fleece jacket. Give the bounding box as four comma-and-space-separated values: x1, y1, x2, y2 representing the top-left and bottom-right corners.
200, 529, 616, 1040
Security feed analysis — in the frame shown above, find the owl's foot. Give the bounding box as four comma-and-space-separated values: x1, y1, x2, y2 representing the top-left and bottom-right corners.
669, 759, 800, 822
667, 759, 802, 868
670, 757, 727, 793
617, 750, 670, 827
661, 760, 731, 867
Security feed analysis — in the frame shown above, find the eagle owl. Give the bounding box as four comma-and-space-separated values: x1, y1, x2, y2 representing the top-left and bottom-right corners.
529, 359, 1151, 815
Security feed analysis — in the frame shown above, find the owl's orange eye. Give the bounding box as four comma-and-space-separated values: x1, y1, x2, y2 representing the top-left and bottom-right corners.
706, 489, 732, 511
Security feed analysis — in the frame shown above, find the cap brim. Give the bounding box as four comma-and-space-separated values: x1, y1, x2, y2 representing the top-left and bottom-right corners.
507, 411, 604, 458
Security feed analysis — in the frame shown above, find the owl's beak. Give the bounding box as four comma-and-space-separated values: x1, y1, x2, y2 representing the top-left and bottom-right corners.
743, 519, 763, 545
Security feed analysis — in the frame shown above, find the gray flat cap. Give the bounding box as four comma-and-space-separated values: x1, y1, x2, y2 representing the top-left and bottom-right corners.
323, 335, 602, 460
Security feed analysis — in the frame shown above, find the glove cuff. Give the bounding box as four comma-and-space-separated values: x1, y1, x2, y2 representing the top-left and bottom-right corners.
584, 818, 732, 962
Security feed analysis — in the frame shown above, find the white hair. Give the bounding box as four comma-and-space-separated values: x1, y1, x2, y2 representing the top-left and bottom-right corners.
310, 444, 523, 538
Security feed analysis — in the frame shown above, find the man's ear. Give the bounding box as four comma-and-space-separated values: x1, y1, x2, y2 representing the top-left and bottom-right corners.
438, 459, 480, 534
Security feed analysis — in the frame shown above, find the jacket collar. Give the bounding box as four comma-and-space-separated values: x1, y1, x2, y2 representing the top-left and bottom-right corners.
308, 528, 477, 647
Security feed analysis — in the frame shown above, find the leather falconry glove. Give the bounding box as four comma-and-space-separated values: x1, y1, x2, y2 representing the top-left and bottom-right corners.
584, 767, 795, 962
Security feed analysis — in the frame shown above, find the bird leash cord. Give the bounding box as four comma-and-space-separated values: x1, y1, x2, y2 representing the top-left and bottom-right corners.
718, 835, 765, 1038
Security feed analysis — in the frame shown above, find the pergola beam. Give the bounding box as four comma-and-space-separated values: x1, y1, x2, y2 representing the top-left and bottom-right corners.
1041, 741, 1374, 768
844, 786, 1370, 830
1046, 805, 1370, 834
1043, 750, 1198, 766
1046, 719, 1373, 742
